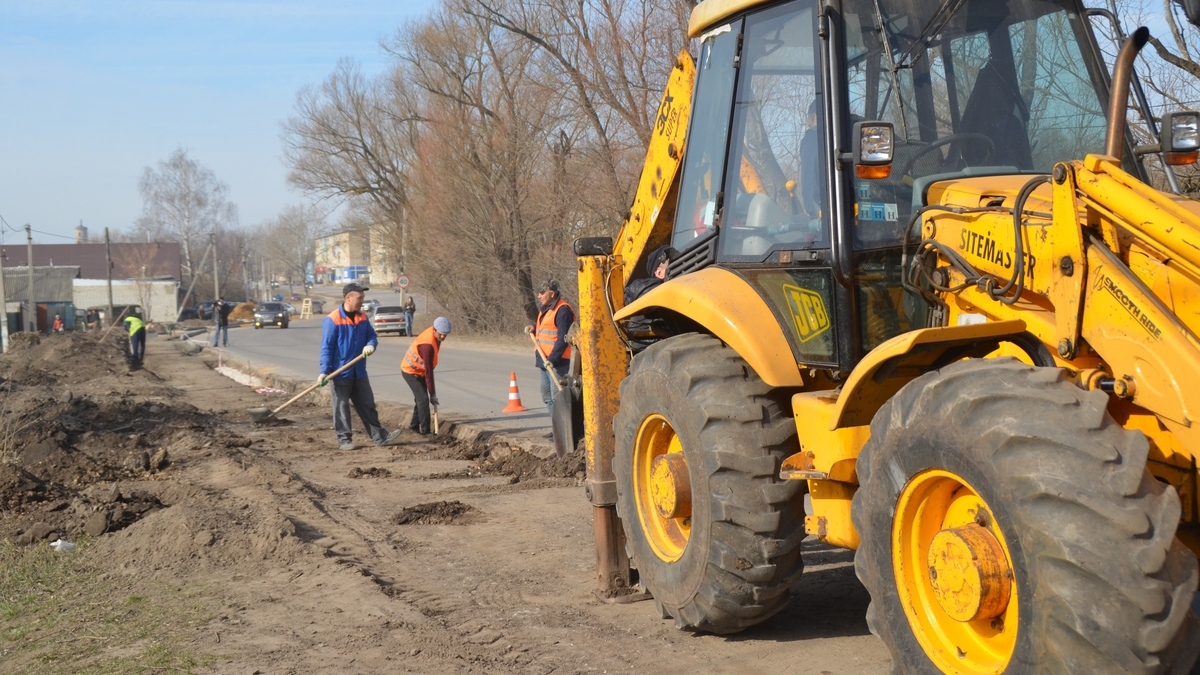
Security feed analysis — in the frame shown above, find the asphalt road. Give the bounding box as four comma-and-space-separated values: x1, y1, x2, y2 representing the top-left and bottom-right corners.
203, 289, 552, 439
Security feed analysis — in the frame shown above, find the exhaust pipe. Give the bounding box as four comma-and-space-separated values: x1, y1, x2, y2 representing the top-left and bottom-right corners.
1105, 26, 1150, 161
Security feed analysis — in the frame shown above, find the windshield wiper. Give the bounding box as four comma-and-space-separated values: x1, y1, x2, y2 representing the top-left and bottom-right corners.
871, 0, 910, 138
894, 0, 968, 69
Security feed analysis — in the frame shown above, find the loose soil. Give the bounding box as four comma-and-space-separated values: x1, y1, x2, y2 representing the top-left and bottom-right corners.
0, 331, 889, 674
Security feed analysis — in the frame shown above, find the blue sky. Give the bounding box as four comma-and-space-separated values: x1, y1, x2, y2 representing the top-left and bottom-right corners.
0, 0, 440, 245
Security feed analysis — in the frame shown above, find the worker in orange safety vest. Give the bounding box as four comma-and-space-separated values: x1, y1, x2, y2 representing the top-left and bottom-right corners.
401, 316, 451, 435
524, 279, 575, 421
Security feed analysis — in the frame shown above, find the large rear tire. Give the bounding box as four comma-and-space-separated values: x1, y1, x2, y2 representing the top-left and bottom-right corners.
853, 358, 1200, 674
613, 333, 805, 633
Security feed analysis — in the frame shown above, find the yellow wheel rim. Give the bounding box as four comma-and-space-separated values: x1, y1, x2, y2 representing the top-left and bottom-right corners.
893, 469, 1018, 675
633, 414, 692, 562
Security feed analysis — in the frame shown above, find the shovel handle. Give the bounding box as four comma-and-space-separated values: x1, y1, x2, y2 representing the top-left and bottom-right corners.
271, 353, 366, 415
528, 331, 563, 394
98, 306, 132, 343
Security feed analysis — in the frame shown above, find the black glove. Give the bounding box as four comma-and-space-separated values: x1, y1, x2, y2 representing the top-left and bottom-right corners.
429, 396, 439, 406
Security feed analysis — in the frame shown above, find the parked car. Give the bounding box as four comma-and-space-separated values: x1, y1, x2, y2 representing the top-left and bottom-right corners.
178, 307, 199, 321
253, 302, 290, 329
282, 303, 297, 317
310, 299, 325, 314
371, 305, 408, 336
197, 301, 215, 321
362, 298, 381, 315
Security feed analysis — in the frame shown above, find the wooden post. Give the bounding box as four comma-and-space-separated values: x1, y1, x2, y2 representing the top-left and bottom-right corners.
105, 228, 114, 329
25, 224, 35, 332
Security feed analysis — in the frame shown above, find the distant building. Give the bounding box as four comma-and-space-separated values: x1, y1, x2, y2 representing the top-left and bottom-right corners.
0, 240, 183, 333
3, 266, 81, 334
369, 223, 400, 287
0, 242, 182, 282
314, 230, 370, 283
74, 279, 176, 323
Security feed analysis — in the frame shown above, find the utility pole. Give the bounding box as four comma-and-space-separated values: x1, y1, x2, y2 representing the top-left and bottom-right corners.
105, 228, 114, 328
240, 246, 250, 302
211, 232, 220, 300
175, 239, 212, 321
0, 243, 8, 352
25, 224, 35, 333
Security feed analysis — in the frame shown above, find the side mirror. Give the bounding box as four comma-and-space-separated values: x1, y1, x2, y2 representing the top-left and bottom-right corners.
850, 121, 894, 179
574, 237, 613, 256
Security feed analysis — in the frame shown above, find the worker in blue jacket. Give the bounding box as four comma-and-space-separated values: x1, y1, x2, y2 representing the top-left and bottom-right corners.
319, 283, 402, 451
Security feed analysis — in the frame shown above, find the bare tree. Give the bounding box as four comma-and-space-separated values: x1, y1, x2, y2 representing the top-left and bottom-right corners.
282, 59, 419, 271
463, 0, 691, 216
113, 244, 173, 321
136, 148, 239, 290
258, 205, 328, 290
281, 0, 691, 333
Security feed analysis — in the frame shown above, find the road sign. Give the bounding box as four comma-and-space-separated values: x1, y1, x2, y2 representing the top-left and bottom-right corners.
396, 273, 410, 289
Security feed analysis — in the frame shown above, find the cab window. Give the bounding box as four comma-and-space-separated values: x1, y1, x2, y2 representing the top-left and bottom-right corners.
671, 21, 741, 253
719, 0, 825, 260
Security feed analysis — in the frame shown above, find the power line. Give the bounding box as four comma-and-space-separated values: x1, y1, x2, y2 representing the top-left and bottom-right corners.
0, 214, 20, 245
29, 228, 77, 241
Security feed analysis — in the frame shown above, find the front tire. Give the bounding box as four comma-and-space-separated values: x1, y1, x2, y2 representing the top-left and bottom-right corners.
613, 333, 805, 634
853, 358, 1200, 674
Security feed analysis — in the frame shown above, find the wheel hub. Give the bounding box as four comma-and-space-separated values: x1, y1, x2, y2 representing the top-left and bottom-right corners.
893, 469, 1018, 673
650, 454, 691, 519
632, 414, 691, 562
927, 524, 1011, 622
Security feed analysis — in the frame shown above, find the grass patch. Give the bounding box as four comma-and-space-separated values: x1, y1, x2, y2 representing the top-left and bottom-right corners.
0, 540, 219, 674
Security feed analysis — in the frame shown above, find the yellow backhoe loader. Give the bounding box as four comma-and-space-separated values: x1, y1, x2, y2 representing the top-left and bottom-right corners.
571, 0, 1200, 672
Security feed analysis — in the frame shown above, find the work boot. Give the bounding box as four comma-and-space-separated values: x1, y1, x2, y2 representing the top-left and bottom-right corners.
338, 440, 355, 451
376, 430, 403, 447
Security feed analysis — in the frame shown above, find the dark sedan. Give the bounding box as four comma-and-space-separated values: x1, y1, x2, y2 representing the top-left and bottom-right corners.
254, 302, 290, 329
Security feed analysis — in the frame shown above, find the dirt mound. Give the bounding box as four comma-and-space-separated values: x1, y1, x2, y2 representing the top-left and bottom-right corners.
394, 500, 477, 525
1, 331, 135, 385
229, 302, 256, 321
0, 334, 225, 546
349, 467, 392, 478
87, 498, 309, 575
476, 448, 585, 483
391, 432, 486, 460
0, 463, 50, 510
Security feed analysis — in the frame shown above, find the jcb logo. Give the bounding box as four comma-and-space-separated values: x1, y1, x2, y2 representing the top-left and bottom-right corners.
783, 284, 830, 343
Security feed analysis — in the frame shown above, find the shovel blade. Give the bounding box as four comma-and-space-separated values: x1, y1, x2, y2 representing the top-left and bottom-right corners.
247, 408, 273, 422
551, 384, 584, 458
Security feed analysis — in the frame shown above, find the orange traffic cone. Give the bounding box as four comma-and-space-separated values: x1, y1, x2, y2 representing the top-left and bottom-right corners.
502, 372, 528, 413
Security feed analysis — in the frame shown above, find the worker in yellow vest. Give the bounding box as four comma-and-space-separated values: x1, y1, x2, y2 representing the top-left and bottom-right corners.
124, 314, 146, 365
400, 316, 451, 435
524, 279, 575, 420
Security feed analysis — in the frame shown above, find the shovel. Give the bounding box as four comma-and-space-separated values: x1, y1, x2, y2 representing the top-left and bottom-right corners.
247, 353, 366, 422
431, 402, 440, 435
529, 332, 564, 395
532, 331, 581, 456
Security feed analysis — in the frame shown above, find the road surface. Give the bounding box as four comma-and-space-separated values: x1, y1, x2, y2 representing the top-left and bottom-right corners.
203, 288, 553, 439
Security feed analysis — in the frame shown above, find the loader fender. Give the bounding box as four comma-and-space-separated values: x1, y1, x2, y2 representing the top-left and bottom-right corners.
830, 319, 1041, 429
614, 267, 804, 387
